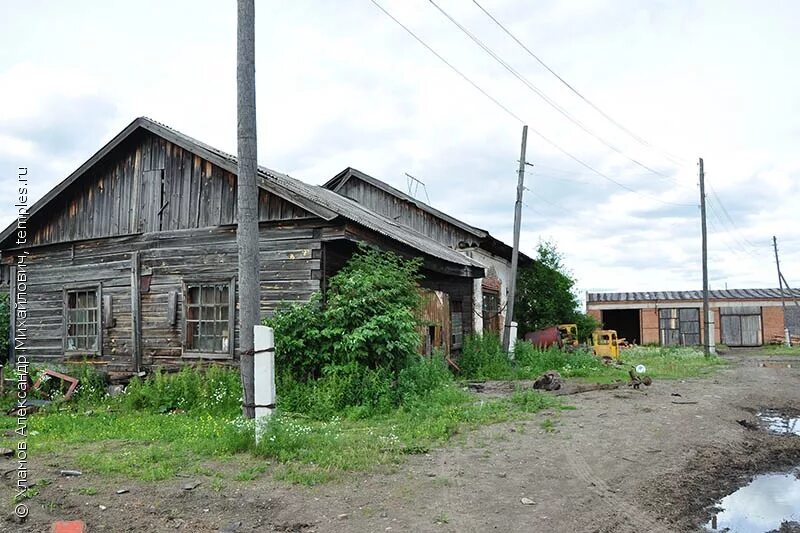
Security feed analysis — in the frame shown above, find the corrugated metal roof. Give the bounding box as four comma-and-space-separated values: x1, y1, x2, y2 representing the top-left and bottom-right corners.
587, 288, 800, 303
259, 169, 485, 270
1, 117, 483, 273
324, 168, 489, 239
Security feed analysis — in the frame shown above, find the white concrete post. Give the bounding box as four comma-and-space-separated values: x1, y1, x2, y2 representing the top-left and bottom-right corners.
786, 328, 792, 347
507, 321, 518, 357
707, 311, 716, 354
254, 325, 275, 444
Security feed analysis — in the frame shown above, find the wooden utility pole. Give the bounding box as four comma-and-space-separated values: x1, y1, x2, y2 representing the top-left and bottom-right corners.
773, 235, 790, 346
237, 0, 259, 418
698, 158, 714, 356
503, 125, 528, 353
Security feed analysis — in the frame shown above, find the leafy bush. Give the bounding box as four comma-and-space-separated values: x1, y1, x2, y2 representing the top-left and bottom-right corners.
266, 246, 427, 416
457, 333, 514, 379
396, 350, 453, 405
513, 341, 605, 378
122, 365, 241, 416
268, 295, 328, 381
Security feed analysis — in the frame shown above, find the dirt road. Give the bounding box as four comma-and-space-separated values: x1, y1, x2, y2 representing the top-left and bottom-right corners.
5, 350, 800, 532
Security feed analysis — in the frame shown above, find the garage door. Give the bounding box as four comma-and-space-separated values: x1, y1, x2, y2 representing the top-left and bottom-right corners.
720, 306, 763, 347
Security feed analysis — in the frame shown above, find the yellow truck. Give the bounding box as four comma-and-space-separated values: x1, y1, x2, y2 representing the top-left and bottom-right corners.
592, 329, 620, 359
557, 324, 579, 348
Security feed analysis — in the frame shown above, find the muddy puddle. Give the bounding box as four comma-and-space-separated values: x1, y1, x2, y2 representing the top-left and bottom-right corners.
758, 410, 800, 436
706, 468, 800, 532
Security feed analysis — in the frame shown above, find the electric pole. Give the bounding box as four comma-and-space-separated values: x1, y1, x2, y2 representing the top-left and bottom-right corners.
503, 125, 528, 353
237, 0, 259, 418
773, 236, 790, 346
698, 158, 715, 356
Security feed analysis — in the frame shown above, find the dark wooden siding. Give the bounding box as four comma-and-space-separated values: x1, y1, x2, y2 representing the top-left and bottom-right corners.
9, 223, 324, 371
27, 132, 313, 246
337, 179, 478, 249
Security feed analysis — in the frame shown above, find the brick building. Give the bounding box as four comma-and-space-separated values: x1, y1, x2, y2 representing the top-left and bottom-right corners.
586, 289, 800, 347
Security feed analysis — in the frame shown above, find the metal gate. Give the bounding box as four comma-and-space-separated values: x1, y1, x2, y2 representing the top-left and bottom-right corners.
720, 306, 763, 347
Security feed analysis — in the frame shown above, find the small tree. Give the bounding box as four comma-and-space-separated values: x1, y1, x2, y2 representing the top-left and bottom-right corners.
515, 241, 597, 341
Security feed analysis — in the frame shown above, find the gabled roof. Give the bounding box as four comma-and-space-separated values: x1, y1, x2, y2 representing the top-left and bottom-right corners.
587, 288, 800, 303
324, 167, 488, 239
1, 117, 483, 274
324, 167, 532, 265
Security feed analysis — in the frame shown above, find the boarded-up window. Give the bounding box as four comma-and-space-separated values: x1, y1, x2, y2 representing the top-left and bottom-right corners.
65, 288, 100, 352
482, 290, 501, 334
659, 308, 700, 346
183, 280, 234, 357
451, 300, 463, 349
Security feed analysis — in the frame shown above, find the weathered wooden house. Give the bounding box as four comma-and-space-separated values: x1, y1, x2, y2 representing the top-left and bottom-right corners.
324, 168, 532, 341
1, 117, 484, 373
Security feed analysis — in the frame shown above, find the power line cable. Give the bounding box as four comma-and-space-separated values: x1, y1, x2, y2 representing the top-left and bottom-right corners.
370, 0, 695, 208
471, 0, 690, 168
707, 183, 761, 250
429, 0, 677, 183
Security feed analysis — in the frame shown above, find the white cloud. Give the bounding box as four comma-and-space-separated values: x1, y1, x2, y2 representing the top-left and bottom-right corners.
1, 0, 798, 294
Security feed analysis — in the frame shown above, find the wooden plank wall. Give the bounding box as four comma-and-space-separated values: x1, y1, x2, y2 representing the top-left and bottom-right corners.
337, 179, 477, 248
27, 132, 314, 247
10, 223, 324, 372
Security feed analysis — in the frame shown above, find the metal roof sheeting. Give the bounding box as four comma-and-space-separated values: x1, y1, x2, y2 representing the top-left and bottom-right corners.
0, 117, 482, 272
587, 288, 800, 303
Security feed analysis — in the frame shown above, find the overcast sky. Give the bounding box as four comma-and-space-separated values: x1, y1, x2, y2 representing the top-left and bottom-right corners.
2, 0, 798, 298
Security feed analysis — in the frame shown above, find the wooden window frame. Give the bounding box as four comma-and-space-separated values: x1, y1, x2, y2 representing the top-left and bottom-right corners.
63, 284, 103, 355
482, 289, 501, 334
181, 277, 235, 360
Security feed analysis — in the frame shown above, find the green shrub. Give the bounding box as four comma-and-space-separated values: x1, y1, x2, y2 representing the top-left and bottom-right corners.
122, 365, 241, 416
458, 333, 514, 379
266, 245, 426, 416
64, 363, 108, 405
396, 350, 453, 405
513, 342, 605, 378
268, 295, 329, 381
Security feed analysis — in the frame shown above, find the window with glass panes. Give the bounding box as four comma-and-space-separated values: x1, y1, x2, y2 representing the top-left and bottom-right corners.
65, 288, 100, 352
183, 281, 233, 355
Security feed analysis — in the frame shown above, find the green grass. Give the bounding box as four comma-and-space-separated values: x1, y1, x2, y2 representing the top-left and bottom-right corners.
762, 344, 800, 355
0, 382, 559, 486
459, 336, 726, 384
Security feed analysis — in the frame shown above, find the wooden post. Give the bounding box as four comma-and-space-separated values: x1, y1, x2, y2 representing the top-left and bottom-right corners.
698, 158, 715, 355
130, 251, 141, 372
503, 125, 528, 353
773, 236, 790, 346
237, 0, 260, 419
253, 325, 275, 444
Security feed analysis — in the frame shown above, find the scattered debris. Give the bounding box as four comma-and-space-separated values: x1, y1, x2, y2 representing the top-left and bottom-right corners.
0, 448, 13, 457
50, 520, 86, 533
59, 470, 82, 477
6, 370, 81, 416
520, 497, 535, 505
671, 393, 682, 397
116, 489, 129, 495
106, 385, 125, 397
736, 419, 759, 430
671, 401, 699, 405
181, 481, 201, 491
99, 505, 107, 511
628, 368, 653, 389
552, 382, 622, 396
533, 370, 563, 391
337, 513, 349, 520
